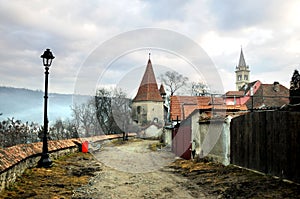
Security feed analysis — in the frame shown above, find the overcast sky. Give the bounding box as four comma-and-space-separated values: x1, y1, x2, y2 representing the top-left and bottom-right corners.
0, 0, 299, 96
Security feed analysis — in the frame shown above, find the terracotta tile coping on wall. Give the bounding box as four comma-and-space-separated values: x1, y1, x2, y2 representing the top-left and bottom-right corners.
0, 133, 136, 173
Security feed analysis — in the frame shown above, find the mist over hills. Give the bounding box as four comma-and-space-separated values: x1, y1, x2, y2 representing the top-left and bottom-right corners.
0, 86, 91, 124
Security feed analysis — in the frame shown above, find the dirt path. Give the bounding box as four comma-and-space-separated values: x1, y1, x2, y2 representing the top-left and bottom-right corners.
72, 139, 209, 199
2, 139, 298, 198
73, 139, 300, 199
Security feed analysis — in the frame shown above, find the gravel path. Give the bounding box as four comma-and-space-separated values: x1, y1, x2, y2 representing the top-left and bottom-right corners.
72, 139, 209, 199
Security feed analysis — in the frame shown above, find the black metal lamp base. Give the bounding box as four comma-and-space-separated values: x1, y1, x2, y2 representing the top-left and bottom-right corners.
37, 153, 52, 168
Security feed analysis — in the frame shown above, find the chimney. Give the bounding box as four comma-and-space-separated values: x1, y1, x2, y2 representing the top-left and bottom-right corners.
273, 81, 280, 92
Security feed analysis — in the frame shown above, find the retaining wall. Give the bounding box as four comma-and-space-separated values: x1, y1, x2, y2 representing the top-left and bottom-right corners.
0, 139, 79, 192
0, 133, 136, 192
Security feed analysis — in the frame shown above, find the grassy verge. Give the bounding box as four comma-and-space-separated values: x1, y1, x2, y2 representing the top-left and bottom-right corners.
0, 152, 98, 199
170, 159, 300, 198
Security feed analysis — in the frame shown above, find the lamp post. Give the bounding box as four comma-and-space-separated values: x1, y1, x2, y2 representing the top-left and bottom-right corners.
38, 49, 55, 168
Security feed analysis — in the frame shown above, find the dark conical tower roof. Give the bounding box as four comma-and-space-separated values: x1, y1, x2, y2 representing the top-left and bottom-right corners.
133, 55, 163, 102
159, 84, 166, 95
238, 48, 247, 67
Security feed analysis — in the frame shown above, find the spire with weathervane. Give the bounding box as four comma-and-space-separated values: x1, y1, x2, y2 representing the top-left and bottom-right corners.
133, 53, 163, 102
235, 48, 250, 90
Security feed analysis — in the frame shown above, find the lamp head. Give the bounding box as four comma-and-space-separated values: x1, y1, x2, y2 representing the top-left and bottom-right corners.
41, 49, 55, 67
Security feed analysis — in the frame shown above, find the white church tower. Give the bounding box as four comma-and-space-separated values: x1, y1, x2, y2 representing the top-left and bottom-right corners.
235, 48, 250, 90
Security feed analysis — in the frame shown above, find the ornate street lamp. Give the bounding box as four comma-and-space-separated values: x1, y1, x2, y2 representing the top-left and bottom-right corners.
38, 49, 55, 168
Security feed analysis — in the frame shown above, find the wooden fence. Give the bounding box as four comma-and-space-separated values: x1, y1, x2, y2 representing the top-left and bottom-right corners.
230, 111, 300, 183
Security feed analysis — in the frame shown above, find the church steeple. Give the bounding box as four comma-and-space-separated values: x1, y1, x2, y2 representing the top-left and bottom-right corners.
235, 48, 250, 90
133, 55, 163, 102
238, 48, 247, 67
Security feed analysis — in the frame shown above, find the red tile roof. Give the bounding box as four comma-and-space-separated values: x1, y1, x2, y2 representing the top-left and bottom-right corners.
225, 91, 245, 96
170, 96, 211, 121
0, 140, 77, 172
0, 134, 137, 173
133, 58, 163, 102
170, 95, 247, 121
245, 83, 289, 108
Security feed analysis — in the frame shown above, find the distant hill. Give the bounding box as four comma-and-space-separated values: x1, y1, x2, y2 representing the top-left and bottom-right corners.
0, 86, 92, 124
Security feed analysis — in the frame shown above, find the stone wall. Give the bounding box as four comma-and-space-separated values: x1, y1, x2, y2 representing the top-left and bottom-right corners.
0, 133, 137, 192
0, 139, 79, 192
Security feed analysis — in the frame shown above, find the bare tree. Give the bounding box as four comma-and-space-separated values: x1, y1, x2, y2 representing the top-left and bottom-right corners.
71, 98, 98, 137
111, 88, 133, 140
95, 88, 115, 135
190, 81, 210, 96
49, 119, 64, 140
48, 118, 79, 140
159, 71, 189, 96
95, 87, 132, 136
64, 118, 79, 139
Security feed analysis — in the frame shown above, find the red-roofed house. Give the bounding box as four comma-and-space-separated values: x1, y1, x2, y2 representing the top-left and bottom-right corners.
245, 82, 289, 109
224, 80, 289, 109
167, 95, 247, 162
225, 80, 261, 106
170, 95, 247, 122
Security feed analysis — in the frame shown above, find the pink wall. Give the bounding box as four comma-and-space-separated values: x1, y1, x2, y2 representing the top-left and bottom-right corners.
225, 81, 261, 105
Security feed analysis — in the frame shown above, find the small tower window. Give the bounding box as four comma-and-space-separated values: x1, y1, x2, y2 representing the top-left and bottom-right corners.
137, 106, 141, 114
238, 75, 242, 81
244, 75, 248, 80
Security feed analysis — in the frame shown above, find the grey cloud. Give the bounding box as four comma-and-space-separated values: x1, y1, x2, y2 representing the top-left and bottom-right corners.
208, 0, 286, 30
142, 0, 191, 21
0, 0, 298, 95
